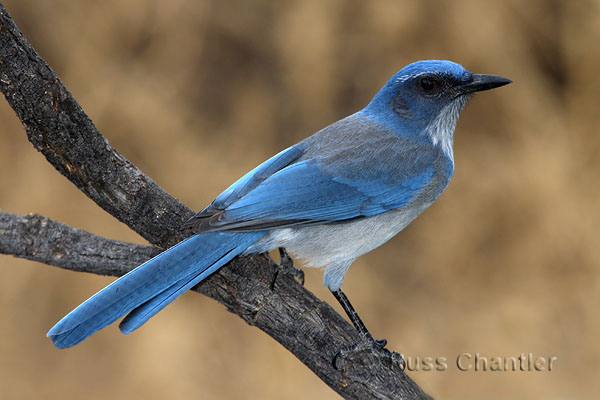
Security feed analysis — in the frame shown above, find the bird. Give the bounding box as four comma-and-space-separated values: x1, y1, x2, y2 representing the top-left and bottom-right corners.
47, 60, 511, 349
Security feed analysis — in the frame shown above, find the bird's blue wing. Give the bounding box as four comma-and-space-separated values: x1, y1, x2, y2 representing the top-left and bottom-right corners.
212, 145, 305, 210
184, 145, 304, 232
185, 113, 448, 233
206, 159, 434, 230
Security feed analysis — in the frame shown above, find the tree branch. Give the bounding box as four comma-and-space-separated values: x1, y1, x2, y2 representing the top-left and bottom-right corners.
0, 211, 157, 276
0, 4, 432, 399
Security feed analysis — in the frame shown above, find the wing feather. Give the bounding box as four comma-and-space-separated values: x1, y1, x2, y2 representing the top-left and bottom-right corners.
185, 113, 444, 233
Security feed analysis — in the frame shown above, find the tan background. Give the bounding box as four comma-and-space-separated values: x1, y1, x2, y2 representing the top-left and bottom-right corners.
1, 0, 599, 399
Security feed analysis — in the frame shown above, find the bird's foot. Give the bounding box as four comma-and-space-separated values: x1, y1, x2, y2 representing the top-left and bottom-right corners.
270, 247, 304, 289
332, 335, 405, 371
366, 332, 388, 348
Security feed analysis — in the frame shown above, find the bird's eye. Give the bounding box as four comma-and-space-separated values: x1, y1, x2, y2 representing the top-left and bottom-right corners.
420, 77, 435, 91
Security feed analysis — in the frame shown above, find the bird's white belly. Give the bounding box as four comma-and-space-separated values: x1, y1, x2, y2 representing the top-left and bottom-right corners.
244, 203, 430, 268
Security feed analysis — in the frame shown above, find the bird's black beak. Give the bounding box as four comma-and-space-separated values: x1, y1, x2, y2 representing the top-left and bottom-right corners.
457, 74, 512, 95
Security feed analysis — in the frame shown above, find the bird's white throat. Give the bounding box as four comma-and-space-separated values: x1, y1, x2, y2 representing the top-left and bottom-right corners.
426, 96, 469, 160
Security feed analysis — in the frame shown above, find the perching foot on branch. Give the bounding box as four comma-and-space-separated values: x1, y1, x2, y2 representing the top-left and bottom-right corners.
330, 287, 405, 369
270, 247, 305, 289
333, 338, 405, 371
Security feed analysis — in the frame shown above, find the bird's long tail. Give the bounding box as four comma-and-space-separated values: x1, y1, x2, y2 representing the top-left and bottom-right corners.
47, 231, 266, 349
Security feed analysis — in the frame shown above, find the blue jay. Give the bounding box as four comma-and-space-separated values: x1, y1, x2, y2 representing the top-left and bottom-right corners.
47, 60, 510, 349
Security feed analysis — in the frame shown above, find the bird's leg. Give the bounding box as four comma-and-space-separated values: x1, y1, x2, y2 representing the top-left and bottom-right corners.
270, 247, 304, 289
278, 247, 294, 270
331, 288, 387, 347
331, 288, 406, 371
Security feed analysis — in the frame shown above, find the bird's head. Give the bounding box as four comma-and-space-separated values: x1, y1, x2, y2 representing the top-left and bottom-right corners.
363, 60, 511, 156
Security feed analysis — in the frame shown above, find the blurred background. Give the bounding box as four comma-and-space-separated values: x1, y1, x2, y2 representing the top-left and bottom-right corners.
1, 0, 599, 398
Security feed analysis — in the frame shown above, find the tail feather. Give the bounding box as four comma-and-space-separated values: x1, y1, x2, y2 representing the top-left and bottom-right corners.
47, 231, 265, 348
119, 245, 243, 334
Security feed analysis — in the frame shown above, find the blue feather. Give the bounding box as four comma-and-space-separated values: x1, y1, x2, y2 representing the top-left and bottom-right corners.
222, 160, 434, 222
212, 145, 304, 210
47, 231, 265, 348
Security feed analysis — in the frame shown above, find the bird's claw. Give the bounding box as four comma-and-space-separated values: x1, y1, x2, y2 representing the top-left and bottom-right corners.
270, 247, 304, 289
332, 336, 404, 371
366, 333, 387, 348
